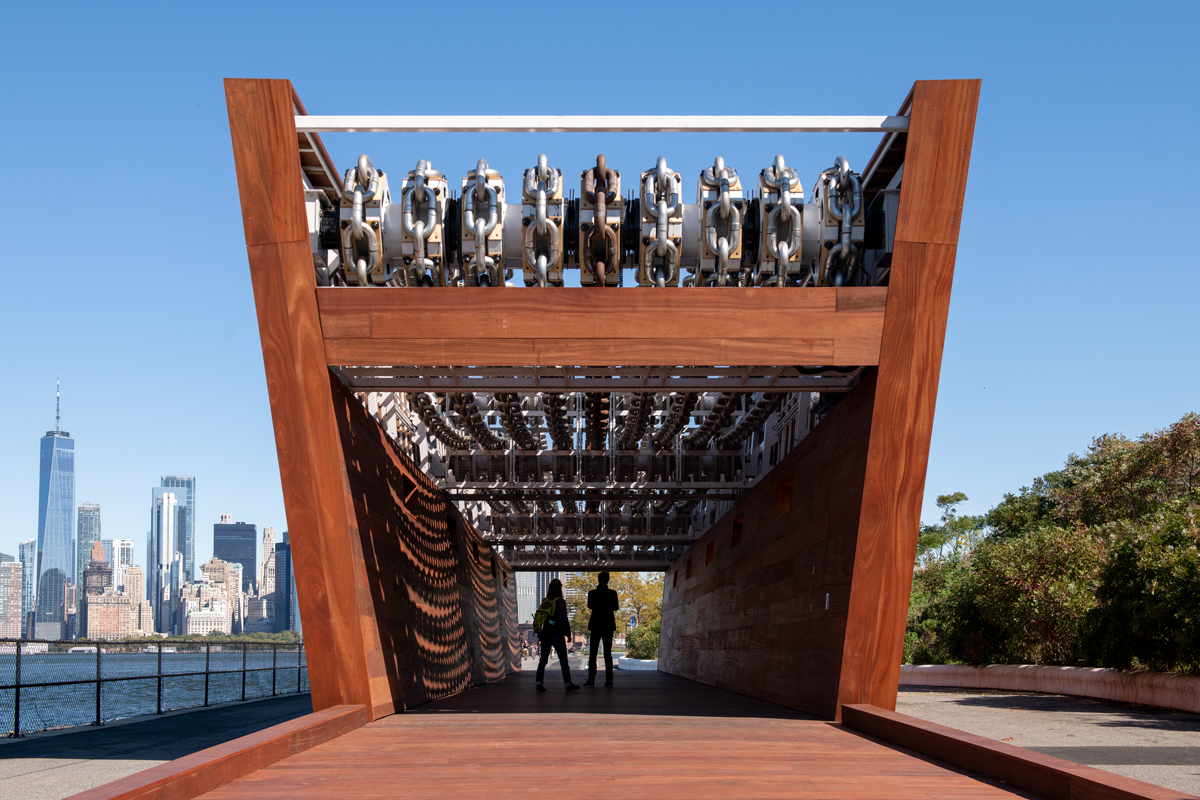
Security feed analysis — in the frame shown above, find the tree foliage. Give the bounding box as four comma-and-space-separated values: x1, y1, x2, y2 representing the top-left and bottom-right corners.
907, 412, 1200, 673
563, 572, 664, 639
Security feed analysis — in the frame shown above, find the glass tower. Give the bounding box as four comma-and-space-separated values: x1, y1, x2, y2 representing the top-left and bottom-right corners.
36, 381, 75, 639
18, 539, 36, 636
76, 502, 101, 589
160, 476, 196, 581
213, 520, 257, 594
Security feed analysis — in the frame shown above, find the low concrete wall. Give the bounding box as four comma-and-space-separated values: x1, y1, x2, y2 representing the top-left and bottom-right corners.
616, 658, 658, 671
901, 665, 1200, 714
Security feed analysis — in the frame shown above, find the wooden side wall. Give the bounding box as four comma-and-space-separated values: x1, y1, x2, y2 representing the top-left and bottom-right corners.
329, 377, 519, 717
658, 372, 877, 719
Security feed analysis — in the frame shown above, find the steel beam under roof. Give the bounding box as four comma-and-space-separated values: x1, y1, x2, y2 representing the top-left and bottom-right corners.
295, 115, 909, 134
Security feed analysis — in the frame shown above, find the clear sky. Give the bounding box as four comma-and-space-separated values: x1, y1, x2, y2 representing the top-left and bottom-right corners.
1, 1, 1197, 571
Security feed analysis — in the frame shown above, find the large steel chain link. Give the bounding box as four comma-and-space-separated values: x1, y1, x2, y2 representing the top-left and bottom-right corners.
523, 154, 560, 287
582, 154, 619, 286
403, 159, 439, 286
700, 157, 742, 287
341, 154, 381, 286
823, 156, 863, 286
463, 159, 501, 286
642, 157, 680, 288
763, 155, 802, 287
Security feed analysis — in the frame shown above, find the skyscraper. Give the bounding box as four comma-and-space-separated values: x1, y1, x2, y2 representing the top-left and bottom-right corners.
102, 538, 135, 592
76, 502, 101, 589
149, 489, 178, 634
213, 518, 256, 594
273, 532, 296, 633
36, 380, 75, 640
79, 541, 112, 637
160, 476, 196, 581
18, 539, 36, 637
0, 561, 22, 637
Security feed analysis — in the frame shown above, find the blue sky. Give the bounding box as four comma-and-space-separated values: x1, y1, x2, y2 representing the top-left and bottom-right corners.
1, 1, 1197, 570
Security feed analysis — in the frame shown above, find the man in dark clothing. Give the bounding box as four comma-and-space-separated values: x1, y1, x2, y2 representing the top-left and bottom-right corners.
584, 571, 620, 686
536, 579, 580, 692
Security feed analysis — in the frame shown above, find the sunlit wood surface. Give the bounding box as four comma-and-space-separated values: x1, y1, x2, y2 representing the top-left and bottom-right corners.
199, 670, 1036, 799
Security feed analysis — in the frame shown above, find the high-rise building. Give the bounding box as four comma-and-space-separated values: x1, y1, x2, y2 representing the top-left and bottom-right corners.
160, 476, 196, 581
227, 563, 244, 633
87, 591, 133, 640
101, 538, 135, 592
149, 489, 178, 634
213, 519, 256, 593
35, 380, 75, 640
76, 502, 101, 589
516, 572, 537, 624
534, 571, 559, 602
259, 526, 276, 598
18, 540, 36, 637
0, 553, 12, 562
0, 561, 22, 637
274, 533, 295, 633
79, 541, 113, 638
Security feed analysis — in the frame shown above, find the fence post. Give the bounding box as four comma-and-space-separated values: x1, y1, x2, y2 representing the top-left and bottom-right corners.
297, 643, 302, 693
13, 640, 21, 738
271, 644, 277, 696
157, 643, 163, 714
241, 643, 247, 701
204, 643, 211, 707
95, 643, 102, 727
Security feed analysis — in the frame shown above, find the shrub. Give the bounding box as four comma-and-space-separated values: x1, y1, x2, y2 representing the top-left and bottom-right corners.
626, 619, 661, 660
1087, 511, 1200, 673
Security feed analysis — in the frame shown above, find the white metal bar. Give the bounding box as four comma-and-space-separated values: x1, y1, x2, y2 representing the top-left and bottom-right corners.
295, 115, 908, 134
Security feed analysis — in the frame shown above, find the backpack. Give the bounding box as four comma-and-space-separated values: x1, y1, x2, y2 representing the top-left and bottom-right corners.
533, 597, 557, 635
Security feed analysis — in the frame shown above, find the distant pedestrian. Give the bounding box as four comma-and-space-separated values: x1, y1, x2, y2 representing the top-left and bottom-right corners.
584, 571, 619, 687
534, 578, 579, 692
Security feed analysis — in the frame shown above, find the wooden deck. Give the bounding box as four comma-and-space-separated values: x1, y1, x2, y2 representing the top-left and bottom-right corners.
197, 670, 1036, 799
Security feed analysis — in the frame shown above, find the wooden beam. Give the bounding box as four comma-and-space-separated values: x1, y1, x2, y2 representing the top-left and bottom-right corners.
318, 287, 887, 367
224, 79, 375, 715
836, 80, 981, 716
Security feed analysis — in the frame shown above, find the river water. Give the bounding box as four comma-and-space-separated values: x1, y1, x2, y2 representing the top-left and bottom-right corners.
0, 650, 309, 735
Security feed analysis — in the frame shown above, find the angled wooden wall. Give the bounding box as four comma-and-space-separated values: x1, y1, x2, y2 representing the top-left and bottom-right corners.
659, 79, 980, 720
226, 78, 516, 720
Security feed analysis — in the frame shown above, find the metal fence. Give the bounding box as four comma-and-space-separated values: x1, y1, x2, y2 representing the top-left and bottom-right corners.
0, 638, 308, 737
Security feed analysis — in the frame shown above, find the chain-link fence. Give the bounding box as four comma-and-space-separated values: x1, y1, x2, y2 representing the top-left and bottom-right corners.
0, 639, 308, 737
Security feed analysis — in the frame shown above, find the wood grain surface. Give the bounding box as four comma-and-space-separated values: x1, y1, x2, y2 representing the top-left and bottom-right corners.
842, 704, 1194, 800
317, 287, 887, 367
67, 705, 366, 800
837, 79, 980, 715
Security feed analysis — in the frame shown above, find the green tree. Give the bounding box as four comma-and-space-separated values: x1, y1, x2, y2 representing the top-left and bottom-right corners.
916, 492, 984, 566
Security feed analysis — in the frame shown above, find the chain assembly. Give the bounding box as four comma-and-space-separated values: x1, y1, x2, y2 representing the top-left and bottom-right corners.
401, 160, 448, 287
580, 154, 621, 286
815, 156, 864, 286
339, 155, 389, 286
638, 157, 683, 287
460, 159, 505, 286
697, 157, 743, 287
522, 154, 563, 287
758, 155, 804, 287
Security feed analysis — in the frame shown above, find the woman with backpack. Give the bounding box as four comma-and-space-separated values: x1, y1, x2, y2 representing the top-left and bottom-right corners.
534, 578, 580, 692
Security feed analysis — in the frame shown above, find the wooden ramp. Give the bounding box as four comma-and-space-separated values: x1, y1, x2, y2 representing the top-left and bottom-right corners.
196, 671, 1034, 800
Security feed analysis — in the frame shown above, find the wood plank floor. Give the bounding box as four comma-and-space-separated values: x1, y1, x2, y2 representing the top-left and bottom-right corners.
199, 669, 1040, 799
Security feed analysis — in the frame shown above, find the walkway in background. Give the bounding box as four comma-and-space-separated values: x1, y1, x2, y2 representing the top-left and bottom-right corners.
898, 686, 1200, 796
0, 694, 313, 800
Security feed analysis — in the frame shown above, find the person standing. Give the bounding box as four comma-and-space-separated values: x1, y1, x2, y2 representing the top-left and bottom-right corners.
535, 578, 580, 692
584, 571, 620, 687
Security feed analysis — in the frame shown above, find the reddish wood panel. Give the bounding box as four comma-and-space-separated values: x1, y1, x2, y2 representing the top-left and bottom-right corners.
659, 371, 878, 719
317, 286, 887, 367
842, 704, 1192, 800
227, 77, 374, 715
68, 705, 366, 800
837, 79, 981, 715
328, 376, 519, 715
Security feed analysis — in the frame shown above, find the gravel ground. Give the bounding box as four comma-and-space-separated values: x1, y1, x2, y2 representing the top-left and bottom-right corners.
897, 686, 1200, 796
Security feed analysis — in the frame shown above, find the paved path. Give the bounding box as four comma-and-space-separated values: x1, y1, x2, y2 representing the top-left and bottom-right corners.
0, 694, 313, 800
898, 686, 1200, 796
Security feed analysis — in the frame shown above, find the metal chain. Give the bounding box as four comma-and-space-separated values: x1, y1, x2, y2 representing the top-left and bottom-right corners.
523, 154, 560, 287
763, 155, 802, 287
463, 159, 501, 286
582, 154, 619, 286
402, 159, 439, 286
701, 157, 741, 287
341, 154, 380, 286
823, 156, 863, 286
642, 157, 680, 287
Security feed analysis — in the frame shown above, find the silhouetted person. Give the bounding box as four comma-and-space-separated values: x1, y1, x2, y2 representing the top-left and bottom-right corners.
584, 571, 619, 686
535, 578, 579, 692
